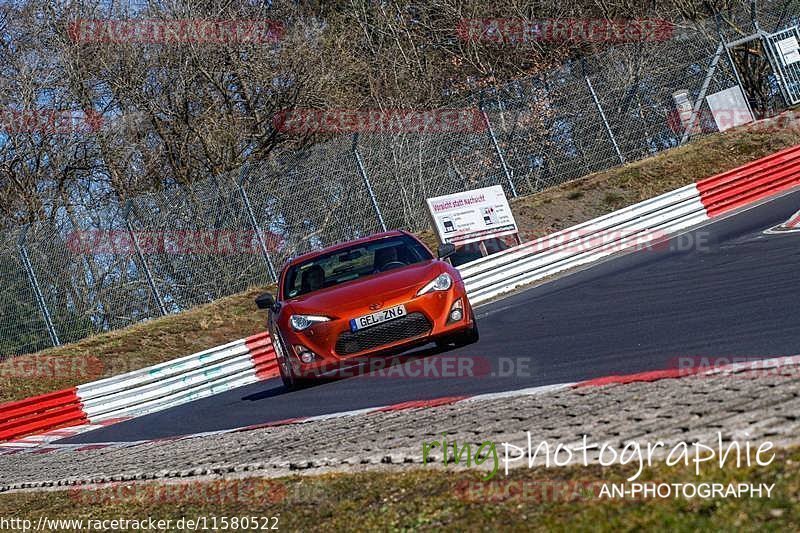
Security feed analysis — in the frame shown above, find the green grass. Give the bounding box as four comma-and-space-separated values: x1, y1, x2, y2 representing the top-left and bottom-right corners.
2, 118, 799, 404
2, 446, 798, 531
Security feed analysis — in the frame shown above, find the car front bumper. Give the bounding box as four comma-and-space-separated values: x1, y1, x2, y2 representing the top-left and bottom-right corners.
279, 286, 474, 376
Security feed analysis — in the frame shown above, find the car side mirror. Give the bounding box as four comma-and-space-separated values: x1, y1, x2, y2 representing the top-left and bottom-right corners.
437, 243, 456, 259
255, 292, 276, 310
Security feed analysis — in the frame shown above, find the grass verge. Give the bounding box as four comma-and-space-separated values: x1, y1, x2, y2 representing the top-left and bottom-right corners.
2, 117, 799, 403
1, 446, 798, 531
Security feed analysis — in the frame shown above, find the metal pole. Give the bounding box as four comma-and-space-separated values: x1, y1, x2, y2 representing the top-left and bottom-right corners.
237, 168, 277, 281
123, 201, 167, 316
582, 59, 625, 164
681, 42, 725, 144
716, 15, 756, 121
352, 133, 387, 231
751, 0, 760, 33
479, 100, 518, 197
532, 74, 553, 192
17, 227, 60, 346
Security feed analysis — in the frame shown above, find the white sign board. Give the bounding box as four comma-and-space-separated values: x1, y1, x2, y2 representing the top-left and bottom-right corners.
426, 185, 518, 246
777, 36, 800, 65
705, 85, 754, 132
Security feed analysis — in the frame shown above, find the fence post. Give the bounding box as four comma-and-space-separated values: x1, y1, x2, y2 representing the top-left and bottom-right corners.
751, 0, 760, 33
122, 200, 167, 316
582, 59, 625, 164
237, 167, 278, 282
17, 226, 60, 347
680, 42, 725, 144
479, 97, 518, 197
715, 15, 756, 122
352, 133, 387, 231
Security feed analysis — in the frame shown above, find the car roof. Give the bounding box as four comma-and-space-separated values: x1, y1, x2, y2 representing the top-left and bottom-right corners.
282, 230, 413, 270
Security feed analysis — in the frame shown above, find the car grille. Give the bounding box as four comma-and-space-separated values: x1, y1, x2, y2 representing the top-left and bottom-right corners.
336, 312, 432, 356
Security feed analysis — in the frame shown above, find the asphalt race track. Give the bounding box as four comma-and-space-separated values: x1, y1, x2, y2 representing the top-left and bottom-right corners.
61, 189, 800, 444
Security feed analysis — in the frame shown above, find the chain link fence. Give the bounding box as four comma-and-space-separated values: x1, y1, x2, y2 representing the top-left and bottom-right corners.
2, 6, 798, 359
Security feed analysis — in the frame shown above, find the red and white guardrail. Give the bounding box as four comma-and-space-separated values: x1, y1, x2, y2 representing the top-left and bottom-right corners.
0, 333, 277, 442
1, 144, 799, 443
460, 144, 800, 303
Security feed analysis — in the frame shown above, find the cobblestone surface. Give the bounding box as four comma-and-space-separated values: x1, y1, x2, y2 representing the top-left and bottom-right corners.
1, 365, 799, 492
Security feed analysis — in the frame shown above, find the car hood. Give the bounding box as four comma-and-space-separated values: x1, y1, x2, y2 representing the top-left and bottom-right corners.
286, 260, 443, 316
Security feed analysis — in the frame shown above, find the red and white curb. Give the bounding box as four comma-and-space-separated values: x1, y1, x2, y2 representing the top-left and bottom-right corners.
0, 418, 130, 451
765, 208, 800, 234
3, 354, 798, 457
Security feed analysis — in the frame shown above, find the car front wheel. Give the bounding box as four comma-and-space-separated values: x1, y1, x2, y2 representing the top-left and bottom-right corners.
453, 312, 479, 346
273, 327, 306, 390
436, 311, 479, 349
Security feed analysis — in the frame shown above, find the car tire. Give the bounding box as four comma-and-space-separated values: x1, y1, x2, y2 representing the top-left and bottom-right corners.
273, 327, 308, 391
278, 360, 299, 390
436, 311, 479, 348
453, 312, 480, 347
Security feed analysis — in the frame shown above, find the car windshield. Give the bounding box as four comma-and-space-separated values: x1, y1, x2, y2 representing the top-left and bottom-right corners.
283, 235, 433, 298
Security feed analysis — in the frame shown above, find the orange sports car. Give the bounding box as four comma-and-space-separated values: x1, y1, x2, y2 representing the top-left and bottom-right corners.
256, 230, 479, 389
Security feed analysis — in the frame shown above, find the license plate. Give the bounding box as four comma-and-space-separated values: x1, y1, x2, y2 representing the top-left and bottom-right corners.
350, 305, 407, 332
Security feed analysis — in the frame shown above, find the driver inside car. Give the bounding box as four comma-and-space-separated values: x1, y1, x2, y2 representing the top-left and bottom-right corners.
373, 245, 405, 272
300, 264, 325, 294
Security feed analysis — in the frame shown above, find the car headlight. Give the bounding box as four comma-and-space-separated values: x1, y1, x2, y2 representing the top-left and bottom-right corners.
416, 273, 453, 296
290, 314, 331, 331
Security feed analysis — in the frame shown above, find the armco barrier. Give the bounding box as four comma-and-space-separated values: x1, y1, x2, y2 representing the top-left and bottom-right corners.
0, 389, 86, 442
458, 184, 708, 304
0, 332, 277, 441
1, 144, 799, 442
460, 143, 800, 304
77, 332, 277, 422
696, 144, 800, 216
